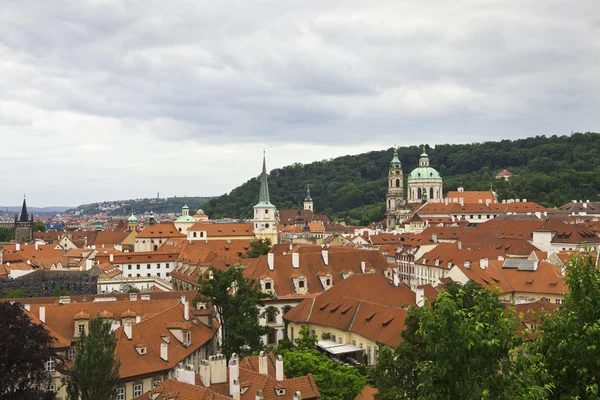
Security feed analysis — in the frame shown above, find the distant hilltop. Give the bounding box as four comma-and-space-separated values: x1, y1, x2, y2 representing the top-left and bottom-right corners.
67, 196, 213, 217
0, 206, 71, 216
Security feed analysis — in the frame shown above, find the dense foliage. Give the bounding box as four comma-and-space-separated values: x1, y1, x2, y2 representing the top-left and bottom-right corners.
244, 238, 272, 258
528, 253, 600, 399
71, 196, 212, 217
0, 302, 57, 400
0, 227, 15, 241
196, 266, 272, 358
280, 347, 367, 400
203, 132, 600, 225
64, 316, 121, 400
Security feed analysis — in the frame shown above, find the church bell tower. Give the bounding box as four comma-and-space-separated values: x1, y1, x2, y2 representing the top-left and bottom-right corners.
386, 147, 405, 230
253, 152, 278, 244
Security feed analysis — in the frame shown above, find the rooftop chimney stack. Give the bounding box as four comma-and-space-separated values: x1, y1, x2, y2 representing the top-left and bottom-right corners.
16, 243, 20, 251
256, 390, 264, 400
258, 351, 268, 375
293, 391, 302, 400
276, 355, 284, 381
199, 360, 211, 387
160, 342, 168, 361
361, 261, 366, 273
321, 249, 329, 266
39, 306, 45, 323
268, 253, 274, 271
232, 379, 240, 400
229, 353, 240, 396
109, 253, 114, 262
292, 252, 300, 269
209, 354, 227, 384
124, 323, 133, 340
480, 258, 488, 269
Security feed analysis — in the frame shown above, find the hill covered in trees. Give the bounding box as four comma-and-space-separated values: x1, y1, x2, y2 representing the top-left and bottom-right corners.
203, 132, 600, 225
71, 196, 212, 217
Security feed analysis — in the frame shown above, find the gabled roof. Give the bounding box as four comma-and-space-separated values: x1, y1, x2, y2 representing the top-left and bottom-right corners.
284, 273, 414, 347
136, 224, 186, 239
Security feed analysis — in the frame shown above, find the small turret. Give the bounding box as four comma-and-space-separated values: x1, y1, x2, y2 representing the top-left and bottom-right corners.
303, 185, 313, 211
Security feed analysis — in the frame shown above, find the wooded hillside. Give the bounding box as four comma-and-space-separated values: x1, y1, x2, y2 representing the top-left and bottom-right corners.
203, 132, 600, 225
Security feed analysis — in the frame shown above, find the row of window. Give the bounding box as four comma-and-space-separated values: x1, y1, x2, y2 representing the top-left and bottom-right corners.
126, 272, 170, 278
127, 263, 171, 270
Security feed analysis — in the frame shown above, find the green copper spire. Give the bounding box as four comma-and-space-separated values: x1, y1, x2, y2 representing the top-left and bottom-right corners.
305, 184, 312, 202
390, 147, 401, 169
257, 151, 273, 206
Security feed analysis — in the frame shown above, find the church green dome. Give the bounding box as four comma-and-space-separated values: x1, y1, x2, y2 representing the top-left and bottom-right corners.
128, 213, 138, 223
408, 167, 441, 180
175, 215, 197, 223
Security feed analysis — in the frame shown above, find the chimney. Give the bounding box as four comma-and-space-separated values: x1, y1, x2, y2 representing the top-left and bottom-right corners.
268, 253, 274, 271
583, 202, 588, 209
181, 297, 189, 321
361, 261, 366, 273
321, 249, 329, 266
486, 199, 491, 206
480, 258, 488, 269
457, 241, 462, 250
288, 242, 293, 251
415, 287, 425, 307
135, 316, 141, 324
199, 360, 211, 387
293, 391, 302, 400
39, 306, 45, 323
16, 243, 20, 251
109, 253, 114, 262
523, 199, 527, 203
160, 343, 168, 361
256, 390, 264, 400
210, 354, 227, 384
229, 353, 240, 396
232, 379, 240, 400
124, 323, 133, 340
292, 252, 300, 269
432, 234, 438, 244
459, 198, 464, 206
276, 355, 284, 381
34, 242, 39, 250
258, 351, 268, 375
478, 199, 483, 204
464, 261, 470, 269
393, 271, 400, 287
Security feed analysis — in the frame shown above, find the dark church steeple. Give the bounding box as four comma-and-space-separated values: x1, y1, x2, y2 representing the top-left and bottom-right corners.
19, 196, 29, 222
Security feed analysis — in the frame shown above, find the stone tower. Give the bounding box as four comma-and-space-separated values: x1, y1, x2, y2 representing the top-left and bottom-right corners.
253, 152, 278, 245
14, 197, 34, 243
386, 148, 405, 229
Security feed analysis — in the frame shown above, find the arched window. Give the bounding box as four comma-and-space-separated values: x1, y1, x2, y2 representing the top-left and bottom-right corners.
299, 280, 305, 288
265, 282, 272, 290
193, 232, 197, 238
417, 188, 422, 199
283, 306, 292, 315
388, 200, 391, 209
153, 245, 158, 251
430, 187, 434, 199
395, 179, 400, 188
267, 308, 276, 323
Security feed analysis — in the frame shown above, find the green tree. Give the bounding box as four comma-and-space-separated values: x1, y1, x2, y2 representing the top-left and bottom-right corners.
245, 238, 272, 258
34, 221, 47, 232
0, 302, 57, 400
281, 348, 367, 400
294, 325, 318, 350
196, 266, 272, 358
529, 253, 600, 399
0, 227, 15, 242
53, 285, 71, 297
373, 281, 524, 399
3, 289, 27, 298
65, 316, 121, 400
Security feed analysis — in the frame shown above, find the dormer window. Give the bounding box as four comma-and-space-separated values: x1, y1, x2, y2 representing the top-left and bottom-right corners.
135, 344, 147, 355
326, 279, 331, 286
298, 280, 305, 288
265, 282, 272, 290
183, 329, 192, 347
77, 323, 85, 335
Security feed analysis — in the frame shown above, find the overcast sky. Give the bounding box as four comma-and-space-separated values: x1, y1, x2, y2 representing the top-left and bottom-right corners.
1, 0, 599, 207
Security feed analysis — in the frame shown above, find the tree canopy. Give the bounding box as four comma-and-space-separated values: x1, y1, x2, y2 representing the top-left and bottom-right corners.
244, 238, 272, 258
202, 132, 600, 225
64, 316, 121, 400
196, 266, 272, 358
0, 302, 57, 400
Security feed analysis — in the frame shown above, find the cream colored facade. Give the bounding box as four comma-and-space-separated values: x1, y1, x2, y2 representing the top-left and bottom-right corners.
287, 322, 380, 365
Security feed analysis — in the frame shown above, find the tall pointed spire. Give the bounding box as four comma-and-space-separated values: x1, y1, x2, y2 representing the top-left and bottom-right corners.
258, 151, 272, 206
390, 147, 401, 169
19, 195, 29, 222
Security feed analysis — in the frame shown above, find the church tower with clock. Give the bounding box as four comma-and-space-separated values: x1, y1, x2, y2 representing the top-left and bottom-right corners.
253, 152, 279, 244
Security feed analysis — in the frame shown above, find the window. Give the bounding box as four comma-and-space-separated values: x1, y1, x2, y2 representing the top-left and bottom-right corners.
68, 349, 76, 359
166, 273, 170, 277
200, 232, 204, 238
555, 299, 561, 304
157, 263, 161, 269
136, 264, 140, 270
157, 273, 161, 277
166, 264, 170, 269
326, 278, 331, 286
291, 326, 294, 340
359, 342, 363, 349
298, 280, 305, 288
283, 306, 292, 315
367, 345, 372, 364
268, 328, 277, 344
352, 339, 356, 346
128, 265, 132, 270
470, 215, 474, 219
338, 337, 342, 344
137, 273, 140, 277
331, 334, 336, 342
147, 264, 151, 269
45, 357, 55, 372
152, 380, 160, 388
78, 323, 85, 335
267, 308, 276, 323
147, 273, 151, 277
265, 210, 269, 215
193, 232, 197, 238
133, 384, 143, 397
311, 329, 316, 337
116, 387, 125, 400
49, 384, 56, 393
265, 282, 272, 290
